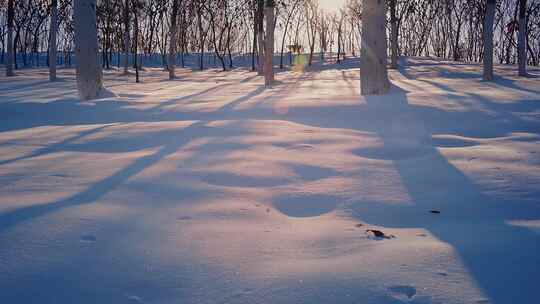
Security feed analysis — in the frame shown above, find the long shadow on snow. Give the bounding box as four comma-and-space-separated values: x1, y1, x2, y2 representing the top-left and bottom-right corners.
288, 84, 540, 303
0, 121, 235, 233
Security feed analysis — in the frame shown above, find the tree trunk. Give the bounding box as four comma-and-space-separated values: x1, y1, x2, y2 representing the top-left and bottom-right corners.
483, 0, 496, 81
197, 8, 204, 71
264, 3, 275, 86
6, 0, 14, 77
168, 0, 180, 79
123, 0, 130, 74
389, 0, 398, 69
279, 0, 300, 69
251, 11, 257, 71
134, 5, 140, 83
360, 0, 390, 95
49, 0, 59, 81
257, 0, 265, 76
518, 0, 527, 76
74, 0, 103, 100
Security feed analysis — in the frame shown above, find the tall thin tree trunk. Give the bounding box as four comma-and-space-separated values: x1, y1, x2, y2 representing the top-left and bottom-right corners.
6, 0, 14, 77
252, 10, 257, 71
123, 0, 130, 74
134, 5, 140, 83
389, 0, 398, 69
257, 0, 265, 76
264, 1, 275, 86
360, 0, 390, 95
483, 0, 496, 81
74, 0, 103, 100
279, 0, 300, 69
168, 0, 180, 79
518, 0, 527, 76
49, 0, 59, 81
197, 8, 204, 71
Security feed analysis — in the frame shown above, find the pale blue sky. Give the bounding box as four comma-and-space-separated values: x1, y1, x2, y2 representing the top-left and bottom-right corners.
319, 0, 347, 12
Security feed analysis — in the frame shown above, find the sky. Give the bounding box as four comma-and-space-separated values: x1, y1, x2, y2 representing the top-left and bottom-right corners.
318, 0, 347, 12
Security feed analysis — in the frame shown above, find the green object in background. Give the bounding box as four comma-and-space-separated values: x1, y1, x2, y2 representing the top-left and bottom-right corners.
293, 54, 307, 72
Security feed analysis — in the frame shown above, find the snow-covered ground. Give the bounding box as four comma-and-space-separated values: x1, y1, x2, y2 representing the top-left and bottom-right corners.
0, 58, 539, 304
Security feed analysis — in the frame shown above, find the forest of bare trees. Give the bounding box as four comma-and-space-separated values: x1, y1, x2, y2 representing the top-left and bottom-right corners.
1, 0, 539, 94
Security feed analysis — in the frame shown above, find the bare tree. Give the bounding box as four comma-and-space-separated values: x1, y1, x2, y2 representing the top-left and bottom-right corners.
123, 0, 130, 75
304, 0, 318, 66
483, 0, 496, 81
360, 0, 389, 95
264, 0, 275, 86
518, 0, 528, 76
5, 0, 14, 76
168, 0, 181, 79
74, 0, 102, 99
389, 0, 398, 69
257, 0, 265, 75
133, 0, 141, 82
279, 0, 302, 69
318, 12, 330, 61
49, 0, 59, 81
336, 10, 345, 64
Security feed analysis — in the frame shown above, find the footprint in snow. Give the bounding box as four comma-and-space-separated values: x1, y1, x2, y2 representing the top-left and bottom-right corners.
80, 235, 97, 243
388, 285, 416, 301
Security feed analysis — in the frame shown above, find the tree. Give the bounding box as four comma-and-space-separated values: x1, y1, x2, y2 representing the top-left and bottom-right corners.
6, 0, 14, 77
518, 0, 527, 76
279, 0, 302, 69
318, 12, 330, 61
133, 0, 141, 82
360, 0, 389, 95
336, 10, 345, 64
264, 0, 275, 86
257, 0, 265, 75
195, 0, 208, 71
168, 0, 180, 79
123, 0, 130, 75
74, 0, 102, 100
389, 0, 398, 69
304, 0, 318, 66
483, 0, 496, 81
49, 0, 59, 81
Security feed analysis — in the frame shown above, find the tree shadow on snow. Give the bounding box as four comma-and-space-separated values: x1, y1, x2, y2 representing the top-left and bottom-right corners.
0, 120, 247, 233
345, 85, 540, 304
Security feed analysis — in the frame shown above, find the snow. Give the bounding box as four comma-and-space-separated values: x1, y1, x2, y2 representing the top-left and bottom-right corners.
0, 57, 539, 304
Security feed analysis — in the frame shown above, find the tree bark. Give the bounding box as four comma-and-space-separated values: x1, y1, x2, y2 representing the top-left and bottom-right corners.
389, 0, 398, 69
49, 0, 58, 81
257, 0, 265, 76
518, 0, 527, 76
483, 0, 496, 81
134, 3, 140, 83
168, 0, 180, 79
123, 0, 130, 74
6, 0, 14, 77
279, 0, 300, 69
251, 7, 257, 71
360, 0, 390, 95
264, 2, 275, 86
74, 0, 103, 100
